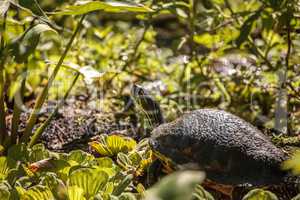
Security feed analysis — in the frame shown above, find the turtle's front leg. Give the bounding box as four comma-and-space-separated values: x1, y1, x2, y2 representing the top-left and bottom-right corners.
202, 179, 234, 200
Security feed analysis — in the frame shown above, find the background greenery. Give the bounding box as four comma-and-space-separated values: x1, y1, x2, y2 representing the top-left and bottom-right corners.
0, 0, 300, 199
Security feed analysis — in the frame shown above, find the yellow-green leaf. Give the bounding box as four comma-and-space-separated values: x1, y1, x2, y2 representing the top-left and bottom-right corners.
89, 135, 137, 157
55, 1, 153, 16
282, 151, 300, 175
242, 189, 278, 200
68, 168, 108, 198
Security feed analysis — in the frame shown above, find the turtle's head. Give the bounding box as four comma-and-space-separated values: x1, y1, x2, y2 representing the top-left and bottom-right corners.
131, 84, 149, 97
149, 123, 194, 169
148, 137, 177, 172
130, 84, 165, 130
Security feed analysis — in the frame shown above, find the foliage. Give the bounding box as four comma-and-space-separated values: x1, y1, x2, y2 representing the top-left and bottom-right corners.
282, 151, 300, 175
0, 135, 287, 200
0, 0, 152, 149
89, 134, 137, 157
0, 0, 300, 199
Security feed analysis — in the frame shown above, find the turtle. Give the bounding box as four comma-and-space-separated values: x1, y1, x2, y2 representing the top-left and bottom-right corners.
130, 84, 298, 199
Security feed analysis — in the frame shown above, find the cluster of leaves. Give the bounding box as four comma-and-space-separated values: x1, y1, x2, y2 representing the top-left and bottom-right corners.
0, 134, 283, 200
0, 0, 153, 150
1, 0, 300, 199
0, 135, 148, 200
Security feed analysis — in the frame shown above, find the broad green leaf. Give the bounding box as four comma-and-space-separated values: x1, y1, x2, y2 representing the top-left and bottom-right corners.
40, 173, 68, 199
20, 185, 55, 200
0, 157, 16, 181
192, 185, 214, 200
68, 168, 108, 198
103, 182, 114, 194
55, 1, 153, 16
67, 186, 85, 200
0, 182, 10, 200
145, 171, 205, 200
282, 151, 300, 175
193, 33, 220, 49
65, 150, 94, 165
94, 157, 114, 168
242, 189, 278, 200
28, 144, 52, 162
89, 135, 137, 157
92, 157, 119, 177
9, 23, 57, 63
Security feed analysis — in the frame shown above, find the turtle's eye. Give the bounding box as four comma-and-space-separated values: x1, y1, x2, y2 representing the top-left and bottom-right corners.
132, 84, 148, 97
148, 138, 159, 150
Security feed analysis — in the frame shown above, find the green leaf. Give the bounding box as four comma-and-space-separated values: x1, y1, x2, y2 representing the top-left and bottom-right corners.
292, 194, 300, 200
28, 144, 52, 162
236, 10, 261, 47
89, 135, 137, 157
7, 144, 28, 162
68, 168, 109, 198
0, 157, 10, 180
40, 173, 68, 199
65, 150, 94, 165
92, 157, 119, 177
0, 144, 4, 155
282, 151, 300, 175
145, 171, 205, 200
55, 1, 153, 16
192, 185, 214, 200
193, 33, 220, 49
23, 24, 57, 41
0, 157, 16, 181
0, 182, 10, 200
9, 23, 57, 63
117, 152, 132, 170
67, 186, 85, 200
242, 189, 278, 200
20, 185, 55, 200
112, 174, 133, 196
119, 193, 137, 200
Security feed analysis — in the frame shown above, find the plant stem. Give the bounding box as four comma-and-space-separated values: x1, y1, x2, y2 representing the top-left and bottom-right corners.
21, 14, 86, 143
0, 11, 8, 144
29, 72, 80, 147
10, 66, 28, 145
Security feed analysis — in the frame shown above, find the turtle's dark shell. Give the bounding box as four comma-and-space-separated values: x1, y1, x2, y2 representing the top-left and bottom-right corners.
149, 109, 288, 186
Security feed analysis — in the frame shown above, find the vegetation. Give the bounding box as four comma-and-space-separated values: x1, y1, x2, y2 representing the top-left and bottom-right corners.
0, 0, 299, 199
